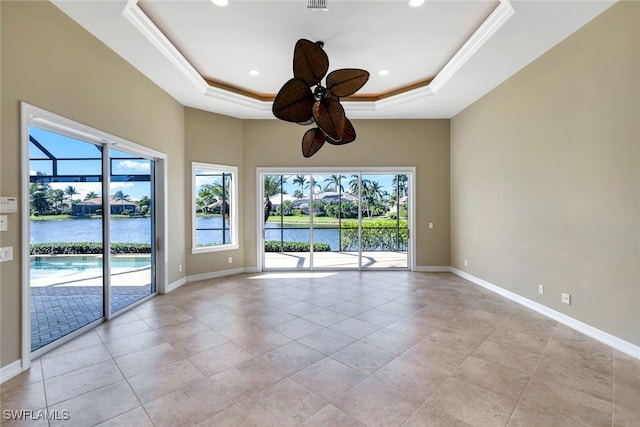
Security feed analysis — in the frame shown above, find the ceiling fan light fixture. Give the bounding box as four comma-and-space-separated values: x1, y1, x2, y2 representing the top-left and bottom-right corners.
307, 0, 328, 11
408, 0, 425, 7
211, 0, 229, 7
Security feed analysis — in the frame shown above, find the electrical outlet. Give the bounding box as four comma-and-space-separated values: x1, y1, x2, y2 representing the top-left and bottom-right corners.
538, 284, 544, 295
178, 264, 182, 272
561, 293, 571, 305
228, 257, 233, 264
464, 259, 468, 267
0, 247, 13, 262
428, 222, 433, 229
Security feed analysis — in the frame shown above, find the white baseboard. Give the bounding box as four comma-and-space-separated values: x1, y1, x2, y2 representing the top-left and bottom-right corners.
166, 276, 187, 293
450, 267, 640, 360
415, 266, 452, 273
167, 267, 258, 293
186, 267, 247, 284
1, 359, 23, 384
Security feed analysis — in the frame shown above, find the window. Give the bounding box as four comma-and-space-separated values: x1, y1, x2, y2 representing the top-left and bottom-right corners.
192, 162, 238, 253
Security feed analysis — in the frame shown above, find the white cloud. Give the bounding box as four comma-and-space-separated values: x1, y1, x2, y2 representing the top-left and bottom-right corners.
49, 182, 102, 200
117, 160, 150, 172
110, 182, 135, 190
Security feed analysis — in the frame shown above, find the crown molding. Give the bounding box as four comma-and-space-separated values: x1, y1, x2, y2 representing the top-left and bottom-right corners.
430, 0, 515, 94
122, 0, 208, 93
122, 0, 514, 115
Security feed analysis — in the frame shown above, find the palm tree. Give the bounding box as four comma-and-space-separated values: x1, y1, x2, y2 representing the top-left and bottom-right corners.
64, 185, 79, 203
363, 180, 387, 217
84, 191, 99, 200
392, 174, 408, 198
264, 175, 287, 198
30, 182, 50, 215
323, 174, 345, 192
292, 175, 308, 193
48, 188, 65, 214
112, 190, 131, 214
348, 175, 361, 196
138, 195, 151, 215
197, 183, 220, 212
310, 179, 322, 194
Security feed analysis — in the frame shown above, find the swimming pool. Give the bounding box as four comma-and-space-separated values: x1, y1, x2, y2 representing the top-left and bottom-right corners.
30, 255, 152, 288
30, 255, 151, 271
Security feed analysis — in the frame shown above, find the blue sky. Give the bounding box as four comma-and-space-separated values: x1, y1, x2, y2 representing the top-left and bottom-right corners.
29, 127, 151, 200
29, 127, 405, 203
266, 173, 399, 196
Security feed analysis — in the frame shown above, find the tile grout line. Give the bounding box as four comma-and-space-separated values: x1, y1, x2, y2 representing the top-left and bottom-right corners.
610, 350, 617, 427
503, 321, 559, 425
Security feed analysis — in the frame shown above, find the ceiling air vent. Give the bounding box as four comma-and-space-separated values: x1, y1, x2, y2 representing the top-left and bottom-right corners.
307, 0, 328, 11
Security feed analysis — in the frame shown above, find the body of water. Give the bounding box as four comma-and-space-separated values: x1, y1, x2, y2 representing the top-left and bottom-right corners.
31, 217, 344, 250
31, 217, 152, 244
31, 218, 402, 251
265, 223, 340, 250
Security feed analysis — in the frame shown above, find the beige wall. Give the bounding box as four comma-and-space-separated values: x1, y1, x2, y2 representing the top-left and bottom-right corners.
451, 2, 640, 345
5, 0, 635, 377
1, 1, 186, 366
185, 108, 245, 275
242, 119, 451, 268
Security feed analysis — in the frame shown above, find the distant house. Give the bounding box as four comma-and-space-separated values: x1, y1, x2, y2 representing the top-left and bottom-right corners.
314, 191, 358, 204
72, 197, 139, 216
268, 193, 295, 211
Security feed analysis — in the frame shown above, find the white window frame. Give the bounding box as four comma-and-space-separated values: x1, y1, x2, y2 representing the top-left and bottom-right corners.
192, 162, 239, 253
256, 166, 416, 272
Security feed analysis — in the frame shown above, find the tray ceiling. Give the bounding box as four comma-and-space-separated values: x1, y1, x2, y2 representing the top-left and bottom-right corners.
52, 0, 616, 119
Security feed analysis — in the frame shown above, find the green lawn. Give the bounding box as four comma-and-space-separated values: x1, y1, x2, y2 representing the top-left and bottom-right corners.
265, 215, 406, 226
30, 214, 75, 220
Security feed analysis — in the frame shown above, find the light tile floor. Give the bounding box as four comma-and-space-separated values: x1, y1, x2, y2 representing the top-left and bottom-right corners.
2, 272, 639, 426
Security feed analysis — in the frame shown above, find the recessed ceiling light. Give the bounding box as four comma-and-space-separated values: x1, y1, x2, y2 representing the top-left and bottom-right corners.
378, 69, 389, 76
249, 70, 260, 76
408, 0, 425, 7
211, 0, 228, 7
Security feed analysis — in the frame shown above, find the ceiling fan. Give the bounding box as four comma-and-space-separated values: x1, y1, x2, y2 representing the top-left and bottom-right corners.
272, 39, 369, 157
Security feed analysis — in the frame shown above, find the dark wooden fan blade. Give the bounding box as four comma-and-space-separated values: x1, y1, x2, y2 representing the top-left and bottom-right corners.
297, 118, 315, 126
312, 98, 345, 143
326, 69, 369, 97
293, 39, 329, 86
272, 78, 314, 123
302, 128, 326, 158
327, 118, 355, 145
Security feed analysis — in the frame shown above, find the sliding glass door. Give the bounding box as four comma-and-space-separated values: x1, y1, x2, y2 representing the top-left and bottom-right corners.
28, 126, 156, 353
264, 174, 311, 269
311, 173, 361, 269
360, 173, 409, 269
261, 169, 412, 271
109, 149, 155, 314
29, 128, 105, 351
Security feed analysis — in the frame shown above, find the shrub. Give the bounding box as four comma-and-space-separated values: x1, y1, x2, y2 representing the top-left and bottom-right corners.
341, 220, 408, 251
30, 242, 151, 255
264, 241, 330, 252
